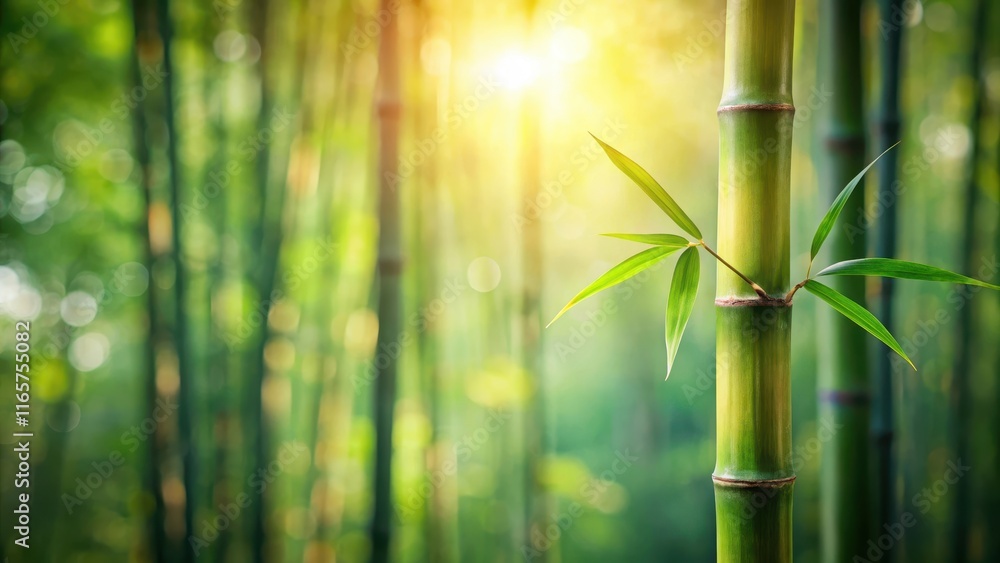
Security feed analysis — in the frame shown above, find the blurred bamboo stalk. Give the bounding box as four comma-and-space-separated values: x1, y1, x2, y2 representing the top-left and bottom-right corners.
129, 0, 168, 559
817, 0, 870, 561
873, 0, 904, 551
246, 0, 295, 557
370, 0, 402, 559
409, 0, 452, 560
204, 36, 232, 563
152, 0, 198, 558
713, 1, 796, 561
519, 1, 550, 560
950, 1, 987, 561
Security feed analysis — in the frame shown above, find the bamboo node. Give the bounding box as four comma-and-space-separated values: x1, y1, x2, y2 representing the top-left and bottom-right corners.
715, 296, 790, 308
712, 474, 796, 489
819, 389, 871, 406
716, 103, 795, 114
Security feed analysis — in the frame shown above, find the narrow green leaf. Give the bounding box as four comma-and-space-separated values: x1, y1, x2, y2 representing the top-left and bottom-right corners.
547, 245, 681, 327
816, 258, 1000, 290
810, 142, 900, 260
591, 134, 703, 239
803, 280, 915, 370
601, 233, 689, 247
665, 247, 700, 378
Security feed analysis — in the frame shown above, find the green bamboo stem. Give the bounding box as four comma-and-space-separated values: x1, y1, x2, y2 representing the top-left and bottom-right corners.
714, 1, 795, 561
205, 62, 231, 563
247, 0, 270, 554
246, 0, 296, 557
303, 3, 356, 556
950, 2, 987, 561
991, 94, 1000, 563
371, 0, 402, 559
817, 1, 871, 561
33, 369, 79, 562
873, 0, 904, 548
129, 0, 167, 558
153, 0, 197, 559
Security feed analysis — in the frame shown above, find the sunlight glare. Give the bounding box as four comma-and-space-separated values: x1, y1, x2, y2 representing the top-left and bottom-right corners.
494, 50, 542, 91
549, 26, 590, 63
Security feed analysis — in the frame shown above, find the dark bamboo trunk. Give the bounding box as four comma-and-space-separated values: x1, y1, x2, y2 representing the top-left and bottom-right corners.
950, 1, 987, 561
370, 0, 402, 560
130, 0, 168, 559
153, 0, 197, 559
873, 0, 904, 548
817, 1, 870, 561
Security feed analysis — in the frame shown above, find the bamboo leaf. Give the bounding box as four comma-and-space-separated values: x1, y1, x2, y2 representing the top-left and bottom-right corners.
547, 245, 681, 327
591, 134, 703, 239
809, 142, 899, 260
665, 247, 700, 378
601, 233, 689, 247
803, 280, 915, 370
816, 258, 1000, 290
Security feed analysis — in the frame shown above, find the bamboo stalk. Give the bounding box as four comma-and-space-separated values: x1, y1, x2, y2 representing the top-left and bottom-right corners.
408, 0, 451, 559
950, 2, 987, 561
246, 0, 296, 557
873, 0, 904, 548
129, 0, 168, 559
714, 1, 795, 561
247, 0, 271, 552
370, 0, 402, 559
205, 57, 231, 563
816, 1, 871, 561
153, 0, 197, 559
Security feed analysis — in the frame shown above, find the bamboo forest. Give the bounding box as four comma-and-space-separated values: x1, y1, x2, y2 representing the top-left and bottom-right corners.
2, 0, 1000, 561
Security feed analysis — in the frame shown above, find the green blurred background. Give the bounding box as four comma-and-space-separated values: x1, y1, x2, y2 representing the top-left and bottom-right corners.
0, 0, 998, 562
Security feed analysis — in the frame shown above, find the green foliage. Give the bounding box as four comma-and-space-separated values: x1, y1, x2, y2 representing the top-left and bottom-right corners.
601, 233, 689, 247
803, 280, 915, 370
547, 245, 683, 326
590, 135, 703, 239
809, 143, 899, 261
817, 258, 1000, 289
665, 247, 700, 378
